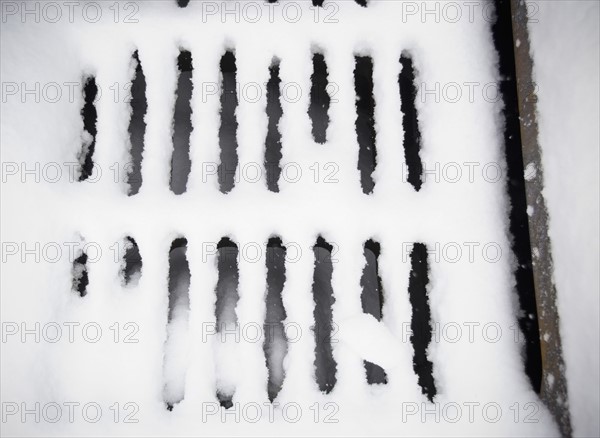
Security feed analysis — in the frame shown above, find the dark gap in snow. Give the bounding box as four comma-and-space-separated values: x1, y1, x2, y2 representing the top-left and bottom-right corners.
264, 237, 288, 402
312, 0, 324, 6
360, 240, 388, 385
218, 51, 239, 194
312, 236, 337, 393
265, 60, 283, 193
215, 237, 239, 406
215, 237, 239, 327
122, 236, 142, 286
217, 393, 233, 409
78, 77, 97, 181
72, 251, 89, 297
309, 53, 330, 144
492, 0, 542, 393
127, 51, 147, 196
176, 0, 189, 7
170, 50, 193, 195
399, 54, 423, 191
355, 0, 368, 6
408, 243, 436, 401
163, 237, 190, 409
354, 56, 377, 194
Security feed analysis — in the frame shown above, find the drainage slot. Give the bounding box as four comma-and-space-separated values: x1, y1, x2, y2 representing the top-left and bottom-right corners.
217, 393, 233, 409
265, 60, 283, 193
408, 243, 436, 401
127, 51, 147, 196
215, 237, 240, 407
354, 56, 377, 194
122, 237, 142, 286
491, 0, 542, 394
170, 50, 193, 195
361, 240, 388, 385
309, 53, 330, 144
264, 237, 288, 402
72, 251, 89, 297
218, 51, 239, 194
79, 77, 97, 181
163, 238, 190, 410
312, 236, 337, 393
399, 54, 423, 191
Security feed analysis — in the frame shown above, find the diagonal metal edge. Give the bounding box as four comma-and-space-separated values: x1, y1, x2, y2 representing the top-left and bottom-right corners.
510, 1, 572, 436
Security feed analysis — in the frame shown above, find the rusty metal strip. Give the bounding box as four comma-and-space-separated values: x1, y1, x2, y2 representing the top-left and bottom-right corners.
510, 1, 572, 436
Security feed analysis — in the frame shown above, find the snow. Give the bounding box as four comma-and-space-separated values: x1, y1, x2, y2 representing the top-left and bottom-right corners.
1, 0, 589, 436
524, 162, 536, 181
527, 1, 600, 436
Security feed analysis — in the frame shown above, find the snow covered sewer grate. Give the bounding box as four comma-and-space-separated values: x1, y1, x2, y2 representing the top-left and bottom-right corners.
0, 0, 572, 436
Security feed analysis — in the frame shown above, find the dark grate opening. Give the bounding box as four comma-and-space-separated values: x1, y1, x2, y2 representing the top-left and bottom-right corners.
127, 51, 147, 196
122, 236, 142, 286
399, 53, 423, 192
217, 393, 234, 409
171, 50, 193, 195
215, 237, 239, 328
361, 239, 388, 385
163, 237, 191, 409
354, 56, 377, 195
309, 52, 331, 144
264, 237, 288, 401
218, 51, 239, 194
492, 0, 542, 393
72, 251, 89, 297
215, 237, 239, 407
79, 77, 97, 181
312, 236, 337, 393
265, 60, 283, 193
408, 243, 436, 401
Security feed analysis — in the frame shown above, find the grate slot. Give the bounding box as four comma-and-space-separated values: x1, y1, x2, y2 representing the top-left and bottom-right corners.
361, 239, 388, 385
71, 250, 89, 298
491, 0, 543, 394
265, 60, 283, 193
354, 56, 377, 194
214, 237, 240, 408
170, 50, 193, 195
163, 237, 191, 410
218, 51, 239, 194
312, 236, 337, 393
408, 243, 436, 401
122, 236, 142, 286
309, 52, 331, 144
78, 77, 97, 181
127, 51, 147, 196
264, 237, 288, 401
399, 53, 423, 192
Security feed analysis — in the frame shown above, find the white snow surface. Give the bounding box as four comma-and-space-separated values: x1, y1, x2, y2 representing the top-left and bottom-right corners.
527, 2, 600, 436
0, 0, 577, 436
